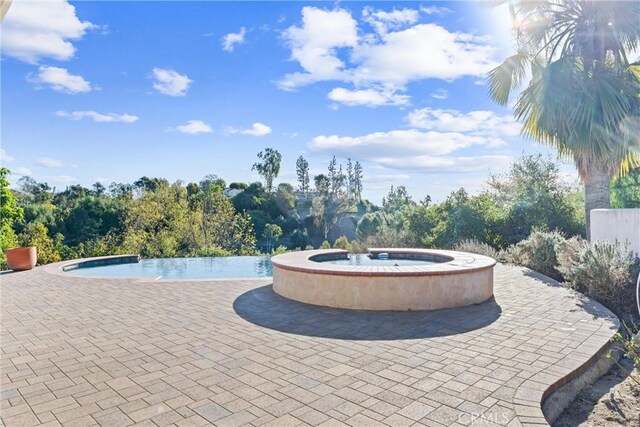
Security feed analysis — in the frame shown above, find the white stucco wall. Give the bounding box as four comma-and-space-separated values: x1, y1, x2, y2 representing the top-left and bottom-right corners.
590, 209, 640, 256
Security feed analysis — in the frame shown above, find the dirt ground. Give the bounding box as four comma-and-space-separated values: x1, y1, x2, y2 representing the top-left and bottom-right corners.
554, 359, 639, 426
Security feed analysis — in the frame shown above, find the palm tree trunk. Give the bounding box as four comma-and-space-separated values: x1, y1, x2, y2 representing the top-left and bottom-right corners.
584, 168, 611, 241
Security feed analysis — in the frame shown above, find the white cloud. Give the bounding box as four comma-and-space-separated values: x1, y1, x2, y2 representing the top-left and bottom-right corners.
362, 7, 419, 34
278, 7, 358, 91
28, 66, 91, 93
228, 122, 272, 137
374, 155, 511, 173
56, 110, 139, 123
174, 120, 213, 134
278, 7, 498, 106
309, 128, 510, 172
308, 106, 520, 173
0, 149, 15, 163
1, 0, 96, 63
222, 27, 246, 52
310, 129, 503, 158
430, 89, 448, 100
350, 24, 496, 83
244, 123, 272, 136
420, 6, 453, 15
37, 157, 65, 168
405, 108, 521, 137
328, 87, 410, 107
14, 167, 33, 176
151, 68, 192, 96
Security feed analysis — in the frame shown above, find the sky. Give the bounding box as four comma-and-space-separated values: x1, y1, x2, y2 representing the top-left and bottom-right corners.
0, 0, 576, 203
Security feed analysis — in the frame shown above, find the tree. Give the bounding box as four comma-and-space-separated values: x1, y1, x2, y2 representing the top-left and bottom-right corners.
313, 186, 353, 241
262, 223, 283, 253
1, 168, 23, 231
18, 176, 52, 203
327, 156, 346, 195
91, 182, 106, 196
382, 185, 414, 213
121, 181, 255, 258
346, 158, 354, 196
312, 158, 355, 240
108, 182, 132, 199
290, 228, 309, 249
356, 212, 387, 242
296, 156, 310, 194
1, 168, 23, 268
252, 148, 281, 193
229, 182, 248, 190
314, 174, 329, 193
353, 161, 363, 202
487, 154, 584, 244
133, 176, 168, 193
60, 196, 122, 246
487, 0, 640, 238
611, 167, 640, 208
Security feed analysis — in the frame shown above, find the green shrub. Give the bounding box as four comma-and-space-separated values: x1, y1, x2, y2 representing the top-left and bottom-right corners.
555, 236, 589, 273
304, 245, 314, 250
557, 241, 640, 315
333, 236, 351, 251
505, 229, 566, 280
189, 245, 232, 257
320, 240, 331, 249
0, 226, 18, 269
356, 212, 386, 241
18, 222, 61, 265
349, 240, 367, 254
271, 245, 289, 255
453, 239, 499, 259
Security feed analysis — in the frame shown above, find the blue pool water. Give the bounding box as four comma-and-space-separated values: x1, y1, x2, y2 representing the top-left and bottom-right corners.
323, 254, 438, 266
69, 256, 273, 279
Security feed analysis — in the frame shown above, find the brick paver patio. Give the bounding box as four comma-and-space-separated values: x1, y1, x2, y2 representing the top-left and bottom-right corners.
1, 263, 618, 427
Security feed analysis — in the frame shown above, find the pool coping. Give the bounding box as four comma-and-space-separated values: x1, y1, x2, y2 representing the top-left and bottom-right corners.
271, 248, 496, 277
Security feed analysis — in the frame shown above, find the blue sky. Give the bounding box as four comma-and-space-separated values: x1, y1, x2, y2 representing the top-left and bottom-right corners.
1, 0, 573, 202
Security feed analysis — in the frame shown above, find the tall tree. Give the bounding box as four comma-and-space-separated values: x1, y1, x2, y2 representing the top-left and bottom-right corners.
353, 161, 364, 202
487, 0, 640, 238
312, 158, 354, 240
252, 148, 281, 193
296, 155, 310, 194
346, 158, 354, 196
327, 156, 339, 194
313, 181, 353, 240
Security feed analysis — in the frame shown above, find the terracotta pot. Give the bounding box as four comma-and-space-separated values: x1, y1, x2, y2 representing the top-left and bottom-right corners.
6, 246, 37, 271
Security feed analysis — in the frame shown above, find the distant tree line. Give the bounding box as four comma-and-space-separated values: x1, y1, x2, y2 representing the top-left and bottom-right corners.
1, 153, 638, 269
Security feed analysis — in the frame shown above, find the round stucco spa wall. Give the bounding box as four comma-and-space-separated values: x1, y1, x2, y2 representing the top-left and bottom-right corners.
270, 248, 496, 311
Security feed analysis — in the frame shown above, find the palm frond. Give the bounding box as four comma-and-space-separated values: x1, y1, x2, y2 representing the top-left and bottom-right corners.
486, 51, 530, 105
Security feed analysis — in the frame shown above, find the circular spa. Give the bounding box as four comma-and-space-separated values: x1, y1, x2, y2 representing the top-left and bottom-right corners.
270, 248, 496, 311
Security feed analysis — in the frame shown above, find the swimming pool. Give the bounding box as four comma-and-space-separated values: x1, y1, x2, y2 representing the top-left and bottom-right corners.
68, 256, 273, 279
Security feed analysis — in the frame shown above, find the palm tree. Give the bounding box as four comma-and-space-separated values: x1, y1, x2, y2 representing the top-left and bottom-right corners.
487, 0, 640, 239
